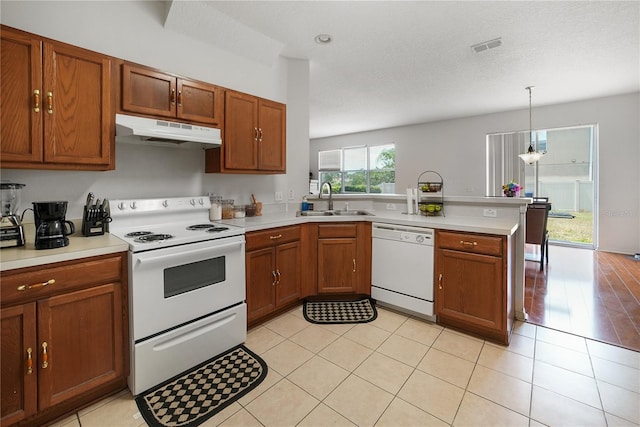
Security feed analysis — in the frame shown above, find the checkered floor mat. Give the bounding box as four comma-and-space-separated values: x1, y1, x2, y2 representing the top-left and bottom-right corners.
303, 298, 378, 324
135, 345, 267, 427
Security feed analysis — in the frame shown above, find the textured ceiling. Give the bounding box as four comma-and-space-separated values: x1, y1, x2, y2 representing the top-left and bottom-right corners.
165, 1, 640, 139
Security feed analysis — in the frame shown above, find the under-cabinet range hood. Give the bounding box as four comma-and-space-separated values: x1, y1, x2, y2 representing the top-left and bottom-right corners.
115, 114, 221, 148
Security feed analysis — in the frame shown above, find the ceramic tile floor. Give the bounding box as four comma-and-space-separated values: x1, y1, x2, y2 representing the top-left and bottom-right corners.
51, 306, 640, 427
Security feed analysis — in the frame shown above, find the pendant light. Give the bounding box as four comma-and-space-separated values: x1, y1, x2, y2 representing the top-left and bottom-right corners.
518, 86, 544, 164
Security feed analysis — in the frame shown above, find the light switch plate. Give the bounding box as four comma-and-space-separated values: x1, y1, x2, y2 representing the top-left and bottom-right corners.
386, 203, 396, 210
275, 191, 283, 202
288, 189, 295, 200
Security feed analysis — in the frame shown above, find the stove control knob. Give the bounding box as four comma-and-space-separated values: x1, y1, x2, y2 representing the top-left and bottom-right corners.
130, 202, 137, 210
118, 202, 126, 210
416, 235, 424, 244
190, 199, 196, 206
162, 200, 169, 208
198, 198, 204, 205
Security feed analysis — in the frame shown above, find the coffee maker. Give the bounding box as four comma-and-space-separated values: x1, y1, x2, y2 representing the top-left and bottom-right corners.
0, 182, 26, 248
33, 201, 75, 250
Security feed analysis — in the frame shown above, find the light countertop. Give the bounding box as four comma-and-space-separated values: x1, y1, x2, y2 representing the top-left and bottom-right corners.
220, 209, 519, 236
1, 209, 518, 272
0, 221, 129, 272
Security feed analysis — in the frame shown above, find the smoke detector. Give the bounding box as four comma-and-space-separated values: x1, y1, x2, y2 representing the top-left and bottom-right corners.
471, 37, 502, 53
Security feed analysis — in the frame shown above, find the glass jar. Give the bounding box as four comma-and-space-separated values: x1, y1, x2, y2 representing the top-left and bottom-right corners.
245, 203, 257, 217
221, 199, 234, 219
233, 205, 246, 218
209, 195, 222, 221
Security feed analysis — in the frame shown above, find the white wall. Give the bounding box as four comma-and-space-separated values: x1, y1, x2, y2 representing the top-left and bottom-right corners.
311, 93, 640, 254
0, 1, 310, 220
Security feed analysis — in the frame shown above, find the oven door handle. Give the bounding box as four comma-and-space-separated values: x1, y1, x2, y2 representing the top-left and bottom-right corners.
135, 241, 243, 266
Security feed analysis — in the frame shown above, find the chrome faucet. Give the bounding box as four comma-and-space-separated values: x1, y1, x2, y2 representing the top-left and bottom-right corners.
319, 181, 333, 210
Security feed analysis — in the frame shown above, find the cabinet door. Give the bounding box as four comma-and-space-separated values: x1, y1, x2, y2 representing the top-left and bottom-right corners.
177, 78, 223, 126
275, 241, 301, 307
43, 41, 112, 166
1, 304, 37, 426
246, 248, 276, 323
317, 238, 357, 294
121, 64, 176, 118
0, 27, 43, 164
224, 91, 258, 170
436, 249, 503, 332
37, 283, 123, 409
257, 99, 286, 172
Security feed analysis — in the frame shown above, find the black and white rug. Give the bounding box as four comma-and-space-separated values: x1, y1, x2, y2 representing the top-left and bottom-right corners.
135, 345, 267, 427
303, 298, 378, 324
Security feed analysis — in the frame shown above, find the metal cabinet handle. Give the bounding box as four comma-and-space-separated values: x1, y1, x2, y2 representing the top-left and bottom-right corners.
17, 279, 55, 292
272, 270, 277, 286
33, 90, 40, 112
253, 127, 259, 141
269, 234, 282, 240
46, 92, 53, 114
276, 269, 281, 284
258, 128, 263, 142
170, 89, 176, 104
41, 342, 48, 369
177, 90, 182, 106
352, 258, 356, 273
26, 348, 33, 375
460, 240, 478, 247
438, 273, 443, 290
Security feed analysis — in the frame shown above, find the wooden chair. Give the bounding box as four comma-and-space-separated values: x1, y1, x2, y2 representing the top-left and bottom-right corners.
526, 202, 550, 271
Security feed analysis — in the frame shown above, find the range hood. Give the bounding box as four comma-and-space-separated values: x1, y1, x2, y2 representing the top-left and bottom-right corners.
115, 114, 221, 148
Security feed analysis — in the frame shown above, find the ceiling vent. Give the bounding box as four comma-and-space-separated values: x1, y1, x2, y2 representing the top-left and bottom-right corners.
471, 37, 502, 53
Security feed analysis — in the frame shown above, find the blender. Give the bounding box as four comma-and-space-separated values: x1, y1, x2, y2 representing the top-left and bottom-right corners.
0, 182, 26, 248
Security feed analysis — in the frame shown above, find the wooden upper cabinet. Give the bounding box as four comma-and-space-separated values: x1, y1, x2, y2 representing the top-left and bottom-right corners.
206, 90, 286, 174
223, 91, 259, 170
121, 63, 223, 126
257, 99, 286, 172
43, 41, 112, 167
0, 26, 114, 170
0, 28, 43, 164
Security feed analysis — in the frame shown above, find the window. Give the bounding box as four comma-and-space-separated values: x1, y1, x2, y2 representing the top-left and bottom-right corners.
318, 144, 395, 194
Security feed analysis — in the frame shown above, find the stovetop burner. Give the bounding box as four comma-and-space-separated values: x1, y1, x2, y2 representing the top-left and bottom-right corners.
134, 233, 175, 243
186, 224, 215, 230
125, 231, 153, 238
206, 226, 230, 233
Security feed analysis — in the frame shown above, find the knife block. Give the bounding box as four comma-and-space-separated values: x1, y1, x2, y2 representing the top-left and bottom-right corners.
81, 205, 107, 237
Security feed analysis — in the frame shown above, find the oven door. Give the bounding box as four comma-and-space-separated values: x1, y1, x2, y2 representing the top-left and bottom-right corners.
130, 235, 245, 341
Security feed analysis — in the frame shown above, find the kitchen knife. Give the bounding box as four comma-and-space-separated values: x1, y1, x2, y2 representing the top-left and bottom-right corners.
85, 192, 94, 209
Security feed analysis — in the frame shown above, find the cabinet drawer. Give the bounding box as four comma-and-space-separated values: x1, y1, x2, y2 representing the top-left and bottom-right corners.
437, 231, 503, 256
246, 225, 301, 251
0, 254, 123, 306
317, 223, 358, 238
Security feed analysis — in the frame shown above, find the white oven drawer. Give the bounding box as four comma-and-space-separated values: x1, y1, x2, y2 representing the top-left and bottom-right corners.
130, 303, 247, 395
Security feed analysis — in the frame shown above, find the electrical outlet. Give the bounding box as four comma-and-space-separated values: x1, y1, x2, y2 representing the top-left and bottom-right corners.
274, 191, 283, 202
386, 203, 396, 210
483, 208, 497, 217
288, 189, 295, 200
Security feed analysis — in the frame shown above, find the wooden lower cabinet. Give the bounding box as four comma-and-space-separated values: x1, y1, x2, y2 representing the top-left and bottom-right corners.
435, 230, 513, 344
0, 253, 128, 427
245, 226, 301, 324
317, 222, 371, 295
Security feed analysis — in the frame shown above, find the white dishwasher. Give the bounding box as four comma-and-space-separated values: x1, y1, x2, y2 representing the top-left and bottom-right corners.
371, 222, 435, 319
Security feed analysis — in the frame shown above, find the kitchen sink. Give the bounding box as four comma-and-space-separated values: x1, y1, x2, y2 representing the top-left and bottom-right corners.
297, 210, 335, 216
296, 210, 372, 217
332, 210, 372, 216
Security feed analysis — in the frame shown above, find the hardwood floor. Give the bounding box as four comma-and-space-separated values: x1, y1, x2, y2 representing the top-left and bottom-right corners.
524, 244, 640, 352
